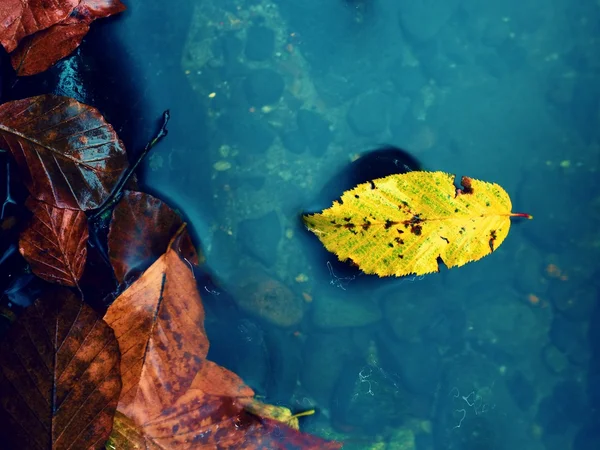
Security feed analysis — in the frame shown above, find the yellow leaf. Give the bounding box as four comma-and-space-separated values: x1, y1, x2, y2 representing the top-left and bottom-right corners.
241, 398, 315, 430
303, 171, 531, 277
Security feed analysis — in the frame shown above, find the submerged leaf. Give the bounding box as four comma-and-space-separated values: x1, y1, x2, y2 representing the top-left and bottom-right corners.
19, 197, 88, 286
0, 95, 129, 210
303, 171, 531, 277
107, 191, 199, 285
0, 288, 121, 449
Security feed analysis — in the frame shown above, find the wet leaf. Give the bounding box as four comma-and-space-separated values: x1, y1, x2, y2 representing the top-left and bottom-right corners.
303, 171, 532, 277
0, 288, 121, 449
10, 0, 127, 76
0, 95, 129, 210
105, 226, 341, 449
109, 407, 342, 450
19, 197, 88, 287
106, 411, 163, 450
242, 398, 315, 431
107, 191, 199, 285
0, 0, 79, 53
103, 224, 214, 418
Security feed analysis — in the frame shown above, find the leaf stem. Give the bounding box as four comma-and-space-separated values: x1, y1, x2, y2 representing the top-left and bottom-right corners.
511, 212, 533, 219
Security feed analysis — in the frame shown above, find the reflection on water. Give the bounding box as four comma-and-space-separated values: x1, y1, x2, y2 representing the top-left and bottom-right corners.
135, 0, 600, 448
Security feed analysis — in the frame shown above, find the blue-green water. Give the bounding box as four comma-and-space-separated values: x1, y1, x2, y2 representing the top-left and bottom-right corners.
5, 0, 599, 448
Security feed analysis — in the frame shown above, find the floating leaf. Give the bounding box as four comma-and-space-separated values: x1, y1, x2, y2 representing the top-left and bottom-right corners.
0, 288, 121, 449
0, 0, 79, 53
107, 191, 199, 285
0, 95, 129, 210
19, 197, 88, 287
10, 0, 127, 76
303, 171, 532, 277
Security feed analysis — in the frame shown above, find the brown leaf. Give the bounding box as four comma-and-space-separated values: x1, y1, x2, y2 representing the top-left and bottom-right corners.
103, 225, 214, 419
0, 0, 79, 53
19, 197, 88, 287
107, 191, 199, 285
10, 0, 127, 76
0, 288, 122, 449
0, 95, 129, 210
105, 227, 342, 449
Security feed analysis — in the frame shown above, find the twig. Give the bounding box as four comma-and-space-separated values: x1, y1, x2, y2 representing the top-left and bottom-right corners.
89, 110, 170, 221
1, 157, 16, 220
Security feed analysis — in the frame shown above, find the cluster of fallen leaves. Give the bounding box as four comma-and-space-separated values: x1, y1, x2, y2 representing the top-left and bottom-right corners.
0, 94, 342, 448
0, 0, 126, 76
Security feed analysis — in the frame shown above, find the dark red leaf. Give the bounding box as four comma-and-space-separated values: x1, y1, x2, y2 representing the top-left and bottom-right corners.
19, 197, 88, 287
11, 22, 91, 77
0, 0, 79, 53
0, 95, 129, 210
108, 191, 199, 285
0, 288, 122, 449
10, 0, 127, 76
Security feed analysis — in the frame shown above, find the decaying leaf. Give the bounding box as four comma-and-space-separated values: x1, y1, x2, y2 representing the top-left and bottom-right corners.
303, 171, 532, 277
105, 225, 341, 449
107, 191, 199, 285
10, 0, 127, 76
19, 197, 88, 287
0, 95, 129, 210
0, 0, 79, 53
103, 224, 214, 418
0, 288, 121, 449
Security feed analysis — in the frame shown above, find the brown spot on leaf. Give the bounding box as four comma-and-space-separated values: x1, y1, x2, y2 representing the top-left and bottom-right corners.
369, 180, 376, 189
461, 176, 474, 194
384, 219, 398, 229
489, 229, 497, 252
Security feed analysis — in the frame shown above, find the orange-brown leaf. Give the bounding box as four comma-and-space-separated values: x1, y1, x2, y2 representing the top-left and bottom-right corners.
0, 95, 129, 210
19, 197, 88, 286
0, 288, 121, 449
105, 226, 341, 449
103, 226, 213, 420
